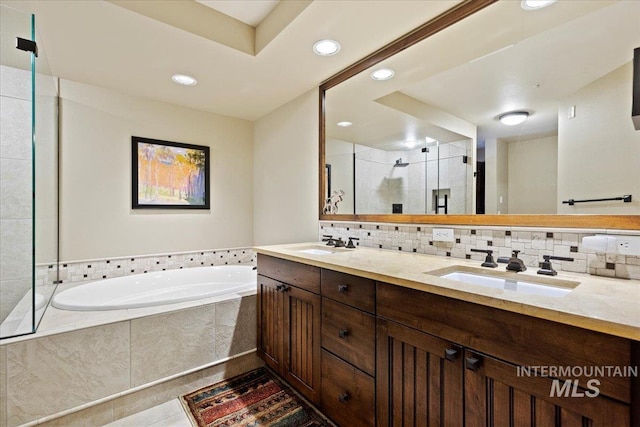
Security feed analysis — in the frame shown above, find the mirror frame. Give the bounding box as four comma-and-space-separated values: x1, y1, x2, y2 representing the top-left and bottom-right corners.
319, 0, 640, 230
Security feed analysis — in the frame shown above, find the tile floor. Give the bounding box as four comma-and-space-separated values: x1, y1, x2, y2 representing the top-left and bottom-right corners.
104, 399, 192, 427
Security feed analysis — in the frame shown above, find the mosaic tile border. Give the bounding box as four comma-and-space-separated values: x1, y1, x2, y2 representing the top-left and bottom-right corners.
319, 221, 640, 280
36, 247, 256, 286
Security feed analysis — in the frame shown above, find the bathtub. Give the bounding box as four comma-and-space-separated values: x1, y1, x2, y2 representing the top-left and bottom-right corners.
52, 265, 257, 311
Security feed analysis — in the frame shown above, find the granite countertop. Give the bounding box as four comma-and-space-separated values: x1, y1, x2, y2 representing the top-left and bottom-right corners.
254, 242, 640, 341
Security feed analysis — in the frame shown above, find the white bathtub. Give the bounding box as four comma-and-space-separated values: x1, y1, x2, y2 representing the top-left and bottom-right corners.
52, 265, 257, 311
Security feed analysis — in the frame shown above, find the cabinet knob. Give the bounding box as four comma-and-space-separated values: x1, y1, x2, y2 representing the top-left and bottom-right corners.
465, 356, 483, 372
445, 348, 459, 362
338, 392, 350, 403
338, 329, 349, 339
338, 284, 348, 293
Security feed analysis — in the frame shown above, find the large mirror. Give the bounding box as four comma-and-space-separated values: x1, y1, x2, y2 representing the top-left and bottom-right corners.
320, 0, 640, 228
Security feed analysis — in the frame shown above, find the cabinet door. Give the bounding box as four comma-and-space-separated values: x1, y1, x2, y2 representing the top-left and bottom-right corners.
377, 319, 464, 427
283, 284, 322, 405
256, 275, 284, 373
464, 350, 630, 427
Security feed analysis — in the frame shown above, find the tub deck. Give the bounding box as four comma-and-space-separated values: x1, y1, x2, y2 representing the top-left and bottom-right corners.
1, 276, 259, 427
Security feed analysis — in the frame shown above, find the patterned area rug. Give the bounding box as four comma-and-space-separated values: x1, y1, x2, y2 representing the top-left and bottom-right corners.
181, 367, 334, 426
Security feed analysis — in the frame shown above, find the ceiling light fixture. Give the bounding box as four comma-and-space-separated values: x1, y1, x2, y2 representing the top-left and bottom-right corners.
521, 0, 557, 11
371, 68, 395, 81
171, 74, 197, 86
337, 121, 352, 127
499, 111, 530, 126
313, 39, 341, 56
404, 140, 419, 148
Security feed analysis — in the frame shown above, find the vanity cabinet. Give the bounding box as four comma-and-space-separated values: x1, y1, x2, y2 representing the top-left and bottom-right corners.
376, 282, 633, 427
376, 319, 464, 426
257, 255, 321, 405
257, 252, 638, 426
320, 269, 376, 427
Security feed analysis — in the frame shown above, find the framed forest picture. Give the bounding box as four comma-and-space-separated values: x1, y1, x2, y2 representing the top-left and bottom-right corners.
132, 136, 210, 209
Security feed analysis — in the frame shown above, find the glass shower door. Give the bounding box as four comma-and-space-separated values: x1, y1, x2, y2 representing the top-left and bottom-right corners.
427, 139, 474, 214
0, 5, 59, 339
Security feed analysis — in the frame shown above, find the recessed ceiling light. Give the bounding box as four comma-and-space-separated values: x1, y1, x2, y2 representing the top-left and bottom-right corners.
313, 39, 341, 56
521, 0, 557, 11
337, 121, 352, 127
171, 74, 197, 86
371, 68, 395, 81
499, 111, 530, 125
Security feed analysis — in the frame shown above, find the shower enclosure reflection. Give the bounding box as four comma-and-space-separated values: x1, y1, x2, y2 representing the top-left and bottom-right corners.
0, 5, 59, 339
326, 138, 473, 215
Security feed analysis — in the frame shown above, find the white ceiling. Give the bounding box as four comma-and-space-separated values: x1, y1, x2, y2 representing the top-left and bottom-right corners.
195, 0, 279, 27
0, 0, 460, 121
326, 0, 640, 150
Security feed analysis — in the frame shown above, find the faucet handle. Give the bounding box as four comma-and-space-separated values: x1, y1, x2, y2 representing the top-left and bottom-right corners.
538, 255, 574, 276
511, 250, 521, 257
470, 249, 498, 268
346, 237, 359, 249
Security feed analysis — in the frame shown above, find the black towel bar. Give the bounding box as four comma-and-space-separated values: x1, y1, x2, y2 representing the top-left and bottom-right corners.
562, 195, 632, 205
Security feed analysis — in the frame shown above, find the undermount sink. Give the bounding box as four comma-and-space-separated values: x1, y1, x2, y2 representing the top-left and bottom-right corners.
430, 266, 579, 298
290, 244, 352, 255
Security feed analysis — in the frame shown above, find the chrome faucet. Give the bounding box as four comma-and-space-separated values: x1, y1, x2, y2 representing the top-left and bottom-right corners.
506, 250, 527, 272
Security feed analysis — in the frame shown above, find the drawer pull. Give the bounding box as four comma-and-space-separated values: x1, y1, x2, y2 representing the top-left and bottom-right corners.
465, 356, 483, 372
338, 329, 349, 339
338, 392, 350, 403
338, 284, 348, 293
445, 348, 459, 362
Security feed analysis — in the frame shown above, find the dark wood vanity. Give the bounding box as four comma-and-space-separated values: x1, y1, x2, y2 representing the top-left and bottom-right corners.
257, 253, 638, 427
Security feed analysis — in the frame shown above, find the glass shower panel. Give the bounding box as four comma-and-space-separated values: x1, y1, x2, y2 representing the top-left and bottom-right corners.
435, 139, 474, 214
0, 6, 59, 339
33, 11, 59, 336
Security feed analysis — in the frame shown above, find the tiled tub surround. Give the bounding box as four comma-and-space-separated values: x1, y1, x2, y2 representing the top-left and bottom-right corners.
0, 285, 259, 427
0, 248, 256, 337
37, 247, 256, 286
319, 221, 640, 280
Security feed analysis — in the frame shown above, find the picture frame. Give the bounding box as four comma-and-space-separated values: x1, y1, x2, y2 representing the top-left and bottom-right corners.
132, 136, 210, 209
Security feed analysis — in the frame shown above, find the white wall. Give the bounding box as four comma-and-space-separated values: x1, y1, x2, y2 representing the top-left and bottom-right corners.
508, 135, 557, 214
253, 89, 318, 245
558, 62, 640, 214
325, 138, 354, 214
484, 138, 508, 214
59, 79, 253, 261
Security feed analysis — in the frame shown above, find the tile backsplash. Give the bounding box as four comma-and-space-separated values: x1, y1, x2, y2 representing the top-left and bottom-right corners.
37, 247, 256, 286
319, 221, 640, 280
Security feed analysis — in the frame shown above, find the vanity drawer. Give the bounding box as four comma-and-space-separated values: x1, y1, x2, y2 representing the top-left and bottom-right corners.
257, 254, 320, 294
322, 298, 376, 376
321, 350, 375, 427
321, 269, 375, 313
